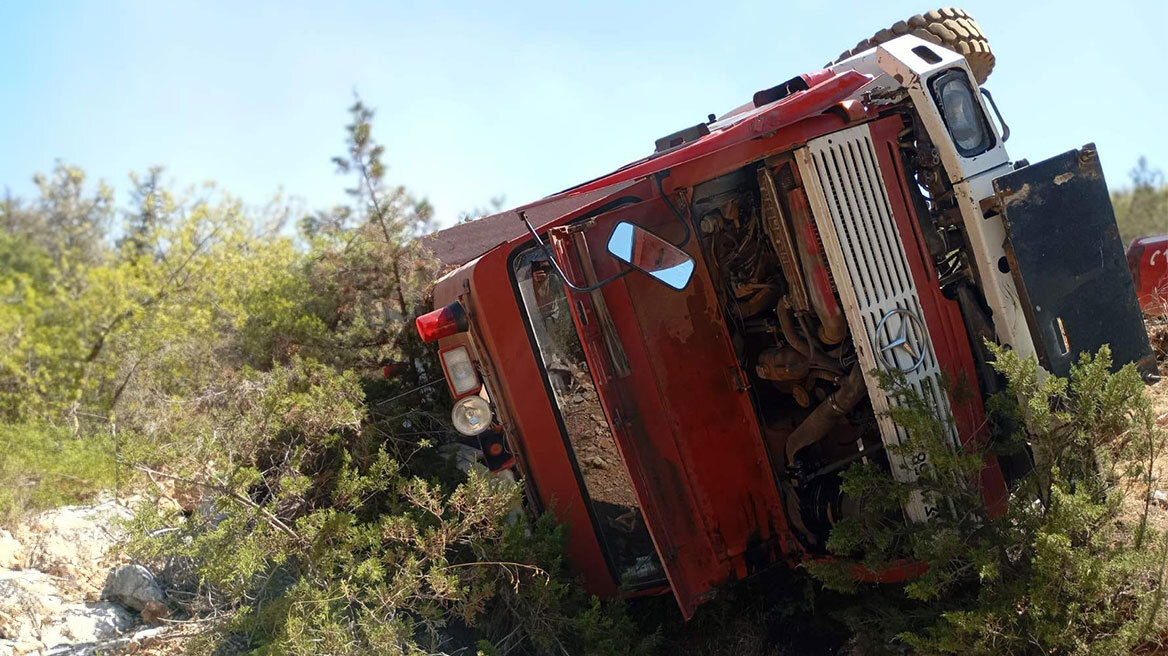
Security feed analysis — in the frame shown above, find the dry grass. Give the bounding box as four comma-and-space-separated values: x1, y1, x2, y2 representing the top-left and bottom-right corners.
1125, 319, 1168, 538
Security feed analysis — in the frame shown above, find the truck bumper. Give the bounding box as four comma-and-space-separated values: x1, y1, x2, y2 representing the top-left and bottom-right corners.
992, 144, 1155, 378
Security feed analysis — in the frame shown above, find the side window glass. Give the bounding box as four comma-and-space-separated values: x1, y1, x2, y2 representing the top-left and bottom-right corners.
514, 248, 664, 585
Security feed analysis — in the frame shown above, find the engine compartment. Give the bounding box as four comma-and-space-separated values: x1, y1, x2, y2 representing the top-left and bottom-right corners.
689, 156, 892, 548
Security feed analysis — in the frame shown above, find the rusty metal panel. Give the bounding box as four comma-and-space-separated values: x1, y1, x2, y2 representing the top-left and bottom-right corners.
758, 167, 810, 312
992, 145, 1153, 378
573, 195, 789, 619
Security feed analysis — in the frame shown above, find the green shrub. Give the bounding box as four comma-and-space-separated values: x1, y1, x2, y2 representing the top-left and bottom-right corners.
0, 422, 117, 525
0, 98, 654, 655
1112, 158, 1168, 244
121, 357, 655, 655
808, 345, 1168, 655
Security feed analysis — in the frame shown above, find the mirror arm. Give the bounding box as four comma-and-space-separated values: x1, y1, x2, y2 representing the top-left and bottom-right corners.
654, 171, 692, 249
979, 87, 1009, 142
519, 211, 629, 293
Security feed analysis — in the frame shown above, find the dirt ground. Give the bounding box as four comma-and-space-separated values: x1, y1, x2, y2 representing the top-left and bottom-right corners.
553, 363, 663, 580
1129, 320, 1168, 534
557, 367, 640, 510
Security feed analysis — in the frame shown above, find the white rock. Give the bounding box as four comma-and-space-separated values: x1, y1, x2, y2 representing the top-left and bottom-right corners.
102, 564, 166, 620
0, 569, 68, 642
41, 602, 134, 650
14, 498, 133, 595
0, 495, 172, 655
41, 624, 169, 656
0, 530, 23, 569
0, 569, 135, 653
0, 639, 40, 656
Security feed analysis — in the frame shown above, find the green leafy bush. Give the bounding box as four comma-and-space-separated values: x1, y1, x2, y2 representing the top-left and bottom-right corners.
120, 355, 654, 655
0, 423, 116, 524
0, 98, 653, 655
808, 345, 1168, 655
1113, 158, 1168, 244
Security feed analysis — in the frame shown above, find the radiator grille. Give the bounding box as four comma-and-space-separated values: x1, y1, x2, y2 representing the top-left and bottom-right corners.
796, 125, 954, 522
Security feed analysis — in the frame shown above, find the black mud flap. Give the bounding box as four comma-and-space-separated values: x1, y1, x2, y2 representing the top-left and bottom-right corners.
992, 144, 1154, 378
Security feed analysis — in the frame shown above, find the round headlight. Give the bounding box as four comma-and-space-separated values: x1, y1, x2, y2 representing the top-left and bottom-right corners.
451, 396, 493, 436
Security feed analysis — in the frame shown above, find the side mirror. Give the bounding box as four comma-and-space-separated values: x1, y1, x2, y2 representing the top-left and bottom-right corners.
606, 221, 695, 290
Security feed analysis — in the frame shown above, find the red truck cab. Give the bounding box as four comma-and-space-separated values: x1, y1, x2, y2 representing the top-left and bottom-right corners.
425, 176, 789, 609
416, 35, 1153, 618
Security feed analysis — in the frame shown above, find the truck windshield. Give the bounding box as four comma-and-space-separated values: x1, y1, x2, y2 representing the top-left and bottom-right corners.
513, 247, 664, 587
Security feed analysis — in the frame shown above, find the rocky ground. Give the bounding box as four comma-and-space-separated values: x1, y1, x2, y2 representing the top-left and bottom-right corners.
0, 497, 176, 656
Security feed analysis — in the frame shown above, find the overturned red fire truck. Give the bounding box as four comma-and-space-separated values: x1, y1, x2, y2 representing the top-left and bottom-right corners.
414, 11, 1155, 618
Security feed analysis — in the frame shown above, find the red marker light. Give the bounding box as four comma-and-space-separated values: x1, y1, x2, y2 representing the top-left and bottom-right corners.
415, 302, 469, 343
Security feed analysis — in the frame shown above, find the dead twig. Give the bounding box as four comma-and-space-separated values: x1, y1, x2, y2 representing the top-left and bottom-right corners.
133, 464, 303, 543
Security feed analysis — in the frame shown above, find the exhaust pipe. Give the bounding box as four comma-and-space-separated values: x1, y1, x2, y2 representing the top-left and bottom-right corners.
784, 366, 866, 463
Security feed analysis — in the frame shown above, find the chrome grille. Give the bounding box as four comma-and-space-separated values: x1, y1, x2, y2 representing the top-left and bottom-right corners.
795, 124, 954, 522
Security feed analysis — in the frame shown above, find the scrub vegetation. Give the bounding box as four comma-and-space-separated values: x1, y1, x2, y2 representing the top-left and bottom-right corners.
0, 99, 655, 655
807, 345, 1168, 655
1113, 157, 1168, 245
0, 422, 116, 525
5, 90, 1168, 655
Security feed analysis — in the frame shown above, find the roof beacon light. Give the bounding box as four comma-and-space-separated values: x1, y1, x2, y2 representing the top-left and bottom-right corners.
415, 301, 469, 343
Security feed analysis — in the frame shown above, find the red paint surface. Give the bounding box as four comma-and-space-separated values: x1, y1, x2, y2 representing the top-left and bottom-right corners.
429, 108, 865, 612
564, 71, 872, 196
559, 196, 790, 618
787, 186, 844, 335
432, 186, 658, 601
1127, 234, 1168, 315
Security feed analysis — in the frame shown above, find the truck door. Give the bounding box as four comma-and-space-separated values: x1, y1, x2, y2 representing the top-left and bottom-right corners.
541, 180, 789, 618
992, 146, 1154, 377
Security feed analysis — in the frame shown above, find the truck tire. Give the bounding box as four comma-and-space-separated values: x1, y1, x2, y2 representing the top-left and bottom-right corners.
832, 8, 995, 84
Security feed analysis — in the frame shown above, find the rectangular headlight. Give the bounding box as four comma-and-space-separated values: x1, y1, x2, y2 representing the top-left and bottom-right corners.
441, 346, 481, 397
929, 69, 994, 157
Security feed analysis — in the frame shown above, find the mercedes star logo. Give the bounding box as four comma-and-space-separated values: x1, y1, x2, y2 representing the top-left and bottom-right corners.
874, 308, 928, 373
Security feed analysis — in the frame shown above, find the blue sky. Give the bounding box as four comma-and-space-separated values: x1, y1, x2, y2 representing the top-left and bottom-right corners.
4, 1, 1167, 229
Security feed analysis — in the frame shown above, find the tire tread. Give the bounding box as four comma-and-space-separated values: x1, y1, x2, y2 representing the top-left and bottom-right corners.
830, 7, 995, 84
